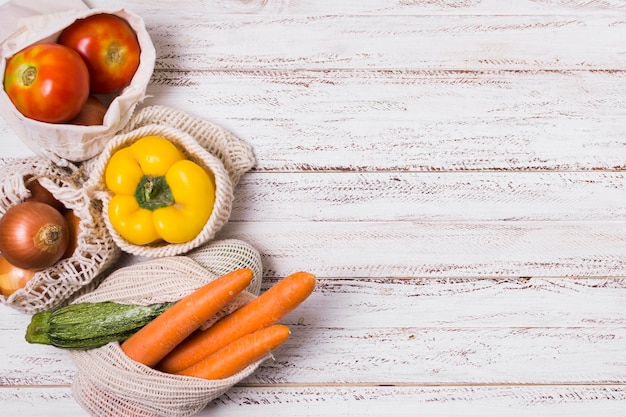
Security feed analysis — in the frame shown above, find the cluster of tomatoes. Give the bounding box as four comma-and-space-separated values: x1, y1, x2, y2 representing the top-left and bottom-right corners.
3, 13, 141, 125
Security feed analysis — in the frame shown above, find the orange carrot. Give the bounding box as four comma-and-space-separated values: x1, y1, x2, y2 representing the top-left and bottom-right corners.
120, 268, 254, 367
157, 271, 316, 373
176, 324, 291, 380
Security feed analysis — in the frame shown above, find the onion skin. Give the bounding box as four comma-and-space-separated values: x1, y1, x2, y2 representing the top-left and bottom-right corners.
68, 95, 107, 126
0, 201, 69, 270
24, 176, 67, 214
0, 255, 36, 296
62, 210, 81, 259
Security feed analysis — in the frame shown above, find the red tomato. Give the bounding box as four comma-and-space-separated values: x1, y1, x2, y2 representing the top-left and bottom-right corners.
3, 43, 90, 123
59, 13, 141, 94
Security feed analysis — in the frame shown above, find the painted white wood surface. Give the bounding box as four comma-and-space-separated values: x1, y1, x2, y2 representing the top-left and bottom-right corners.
1, 0, 626, 416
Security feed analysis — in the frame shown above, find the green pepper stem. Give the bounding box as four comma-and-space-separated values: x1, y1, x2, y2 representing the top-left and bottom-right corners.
134, 175, 175, 211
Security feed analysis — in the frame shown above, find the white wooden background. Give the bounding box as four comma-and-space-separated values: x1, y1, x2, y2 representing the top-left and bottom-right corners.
2, 0, 626, 415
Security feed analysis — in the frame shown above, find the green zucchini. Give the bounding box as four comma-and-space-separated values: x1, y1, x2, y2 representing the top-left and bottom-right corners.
25, 301, 174, 349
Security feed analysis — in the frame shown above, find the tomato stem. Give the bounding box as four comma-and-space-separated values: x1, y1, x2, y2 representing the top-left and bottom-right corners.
107, 44, 124, 65
21, 67, 37, 87
135, 176, 174, 211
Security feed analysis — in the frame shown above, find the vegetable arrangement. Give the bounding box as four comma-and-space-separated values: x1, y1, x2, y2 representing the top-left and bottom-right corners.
1, 7, 300, 414
25, 269, 316, 381
3, 13, 139, 125
105, 135, 216, 245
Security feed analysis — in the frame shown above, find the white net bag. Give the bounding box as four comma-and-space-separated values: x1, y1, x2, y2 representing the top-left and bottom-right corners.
0, 157, 120, 314
121, 105, 256, 187
84, 105, 256, 258
69, 239, 267, 417
0, 2, 156, 165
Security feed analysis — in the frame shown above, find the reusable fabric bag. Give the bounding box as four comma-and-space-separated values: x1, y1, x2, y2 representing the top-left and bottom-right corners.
84, 104, 256, 257
0, 0, 156, 164
69, 239, 268, 417
0, 157, 120, 313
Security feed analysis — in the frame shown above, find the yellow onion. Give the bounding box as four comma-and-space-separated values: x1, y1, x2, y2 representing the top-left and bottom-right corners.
0, 255, 36, 296
24, 175, 67, 213
62, 209, 81, 259
0, 201, 69, 270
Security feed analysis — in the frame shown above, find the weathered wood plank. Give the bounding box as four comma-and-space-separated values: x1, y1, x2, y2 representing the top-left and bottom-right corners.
143, 69, 626, 172
2, 324, 626, 385
0, 310, 75, 385
4, 384, 626, 417
126, 15, 626, 71
287, 277, 626, 328
89, 0, 626, 15
216, 221, 626, 278
270, 326, 626, 384
208, 385, 626, 417
231, 172, 626, 222
0, 387, 82, 416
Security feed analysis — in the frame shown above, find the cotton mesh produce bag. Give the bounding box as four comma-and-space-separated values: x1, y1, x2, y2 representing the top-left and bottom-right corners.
84, 105, 256, 257
0, 0, 156, 164
0, 157, 120, 314
69, 239, 267, 417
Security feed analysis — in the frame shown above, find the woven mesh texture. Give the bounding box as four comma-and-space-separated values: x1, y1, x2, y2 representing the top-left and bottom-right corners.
69, 239, 265, 417
84, 105, 255, 257
0, 158, 120, 313
121, 105, 255, 187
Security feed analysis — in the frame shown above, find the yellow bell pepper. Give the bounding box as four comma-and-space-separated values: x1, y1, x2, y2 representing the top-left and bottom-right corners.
105, 135, 215, 245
